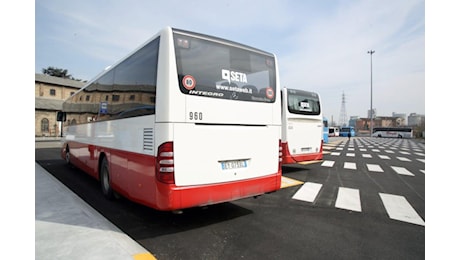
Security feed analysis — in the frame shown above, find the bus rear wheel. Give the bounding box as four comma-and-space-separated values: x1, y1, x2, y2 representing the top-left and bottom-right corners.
100, 157, 115, 200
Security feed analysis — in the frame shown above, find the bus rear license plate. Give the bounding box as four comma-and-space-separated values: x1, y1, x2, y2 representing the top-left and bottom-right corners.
221, 160, 247, 170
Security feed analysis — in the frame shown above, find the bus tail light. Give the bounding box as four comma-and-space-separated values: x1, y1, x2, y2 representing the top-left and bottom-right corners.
156, 142, 175, 184
278, 139, 283, 170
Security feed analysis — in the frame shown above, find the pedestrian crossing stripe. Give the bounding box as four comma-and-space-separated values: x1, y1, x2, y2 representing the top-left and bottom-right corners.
281, 176, 304, 188
391, 166, 414, 176
335, 187, 361, 212
321, 160, 335, 167
379, 193, 425, 226
344, 162, 356, 170
367, 164, 384, 172
292, 182, 322, 202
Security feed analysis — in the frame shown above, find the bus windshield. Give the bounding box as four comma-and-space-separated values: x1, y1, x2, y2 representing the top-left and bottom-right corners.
174, 31, 276, 103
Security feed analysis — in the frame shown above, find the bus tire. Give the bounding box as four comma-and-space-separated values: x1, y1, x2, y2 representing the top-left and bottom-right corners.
100, 157, 115, 200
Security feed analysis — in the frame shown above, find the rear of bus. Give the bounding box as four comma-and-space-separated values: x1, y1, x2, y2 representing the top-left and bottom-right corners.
153, 28, 282, 210
281, 87, 323, 164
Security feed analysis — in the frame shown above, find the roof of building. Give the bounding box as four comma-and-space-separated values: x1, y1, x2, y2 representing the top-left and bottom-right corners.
35, 73, 86, 89
35, 97, 64, 110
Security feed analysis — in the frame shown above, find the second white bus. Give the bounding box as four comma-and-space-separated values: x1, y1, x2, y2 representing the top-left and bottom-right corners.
57, 27, 282, 211
281, 87, 323, 164
372, 127, 413, 138
329, 127, 340, 137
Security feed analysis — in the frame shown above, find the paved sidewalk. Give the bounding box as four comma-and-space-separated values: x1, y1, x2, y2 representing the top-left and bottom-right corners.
35, 162, 156, 260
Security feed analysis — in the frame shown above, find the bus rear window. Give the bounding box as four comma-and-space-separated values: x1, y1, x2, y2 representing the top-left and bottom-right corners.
286, 89, 321, 115
174, 32, 276, 103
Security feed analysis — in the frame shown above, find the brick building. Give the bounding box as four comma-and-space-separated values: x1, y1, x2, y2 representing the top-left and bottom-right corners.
355, 116, 406, 135
35, 74, 85, 137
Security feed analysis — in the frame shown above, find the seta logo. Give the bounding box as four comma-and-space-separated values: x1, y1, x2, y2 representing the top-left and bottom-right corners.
222, 69, 248, 84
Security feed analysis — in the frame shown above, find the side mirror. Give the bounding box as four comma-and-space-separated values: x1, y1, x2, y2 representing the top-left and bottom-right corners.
57, 111, 67, 122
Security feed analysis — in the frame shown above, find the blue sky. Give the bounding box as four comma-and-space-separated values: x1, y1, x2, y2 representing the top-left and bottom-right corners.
34, 0, 425, 124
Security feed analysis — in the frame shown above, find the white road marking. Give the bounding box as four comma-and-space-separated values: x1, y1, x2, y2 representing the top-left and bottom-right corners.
321, 160, 335, 167
397, 157, 412, 162
385, 150, 395, 154
292, 182, 323, 203
378, 155, 391, 160
379, 193, 425, 226
391, 166, 414, 176
331, 152, 341, 156
367, 164, 383, 172
362, 154, 372, 158
346, 153, 355, 157
344, 162, 356, 170
335, 187, 361, 212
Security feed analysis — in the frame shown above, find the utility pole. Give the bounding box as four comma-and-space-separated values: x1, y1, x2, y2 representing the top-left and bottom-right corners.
367, 50, 375, 136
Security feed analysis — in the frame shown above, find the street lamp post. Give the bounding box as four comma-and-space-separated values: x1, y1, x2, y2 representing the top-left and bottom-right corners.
367, 50, 375, 136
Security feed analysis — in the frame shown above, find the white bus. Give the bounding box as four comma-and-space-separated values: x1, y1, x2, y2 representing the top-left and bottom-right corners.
371, 127, 413, 138
57, 27, 282, 211
281, 87, 323, 164
328, 127, 340, 137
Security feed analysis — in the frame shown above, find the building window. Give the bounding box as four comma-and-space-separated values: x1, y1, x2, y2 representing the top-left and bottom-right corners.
50, 89, 56, 96
112, 95, 120, 102
105, 95, 109, 101
129, 95, 135, 101
70, 92, 75, 96
86, 95, 90, 101
41, 118, 49, 132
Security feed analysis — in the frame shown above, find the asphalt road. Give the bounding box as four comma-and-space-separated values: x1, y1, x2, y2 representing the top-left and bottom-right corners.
35, 136, 425, 260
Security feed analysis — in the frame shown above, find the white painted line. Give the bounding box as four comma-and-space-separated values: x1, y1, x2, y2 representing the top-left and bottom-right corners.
417, 159, 425, 163
378, 155, 391, 160
362, 154, 372, 158
335, 187, 361, 212
292, 182, 323, 202
331, 152, 341, 156
379, 193, 425, 226
420, 169, 425, 174
336, 147, 343, 150
367, 164, 383, 172
348, 148, 355, 151
397, 157, 412, 162
415, 152, 425, 157
344, 162, 356, 170
372, 149, 380, 152
359, 148, 367, 151
400, 151, 410, 155
321, 160, 335, 167
391, 166, 414, 176
384, 150, 394, 153
346, 153, 355, 157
